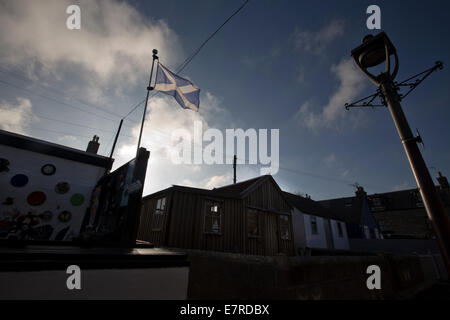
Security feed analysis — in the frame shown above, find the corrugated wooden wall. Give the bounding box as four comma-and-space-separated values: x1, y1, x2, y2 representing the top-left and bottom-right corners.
243, 179, 294, 256
245, 179, 292, 213
137, 178, 294, 256
167, 192, 245, 253
137, 192, 171, 246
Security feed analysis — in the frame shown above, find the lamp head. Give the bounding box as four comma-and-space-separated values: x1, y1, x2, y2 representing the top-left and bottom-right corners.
351, 32, 396, 69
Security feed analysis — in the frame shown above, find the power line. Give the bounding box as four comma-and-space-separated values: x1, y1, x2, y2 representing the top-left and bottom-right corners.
127, 123, 381, 189
34, 113, 134, 138
121, 0, 250, 121
0, 66, 139, 123
0, 78, 134, 127
177, 0, 250, 74
15, 125, 97, 140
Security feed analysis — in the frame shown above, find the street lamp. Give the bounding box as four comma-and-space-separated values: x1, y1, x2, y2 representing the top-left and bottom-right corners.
351, 32, 450, 276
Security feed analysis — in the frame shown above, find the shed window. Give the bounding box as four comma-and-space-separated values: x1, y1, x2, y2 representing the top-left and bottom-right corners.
152, 197, 166, 230
204, 201, 221, 234
337, 222, 344, 237
247, 209, 259, 237
280, 215, 290, 240
311, 216, 318, 235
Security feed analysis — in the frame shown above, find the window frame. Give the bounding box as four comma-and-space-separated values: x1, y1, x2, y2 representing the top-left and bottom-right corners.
279, 215, 290, 240
151, 197, 166, 231
203, 200, 222, 235
247, 208, 260, 238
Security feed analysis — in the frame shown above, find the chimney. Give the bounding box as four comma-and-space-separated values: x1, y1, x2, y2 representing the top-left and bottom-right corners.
437, 172, 450, 190
86, 135, 100, 154
355, 185, 366, 198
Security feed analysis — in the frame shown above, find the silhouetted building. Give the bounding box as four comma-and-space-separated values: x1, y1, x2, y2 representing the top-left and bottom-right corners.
283, 192, 349, 253
367, 172, 450, 239
137, 175, 295, 256
318, 186, 382, 240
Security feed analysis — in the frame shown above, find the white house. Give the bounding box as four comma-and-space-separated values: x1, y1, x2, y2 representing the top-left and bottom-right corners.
0, 130, 113, 241
283, 192, 350, 253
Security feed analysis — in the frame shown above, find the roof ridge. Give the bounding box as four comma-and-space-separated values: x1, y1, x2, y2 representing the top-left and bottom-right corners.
213, 175, 266, 191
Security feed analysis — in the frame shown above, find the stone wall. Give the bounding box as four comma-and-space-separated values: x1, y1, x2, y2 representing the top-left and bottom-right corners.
178, 249, 441, 300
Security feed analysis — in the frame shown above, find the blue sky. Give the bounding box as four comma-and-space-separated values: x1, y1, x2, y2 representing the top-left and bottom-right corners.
0, 0, 449, 200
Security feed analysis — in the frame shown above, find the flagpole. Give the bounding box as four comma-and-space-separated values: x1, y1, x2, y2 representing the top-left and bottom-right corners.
136, 49, 158, 158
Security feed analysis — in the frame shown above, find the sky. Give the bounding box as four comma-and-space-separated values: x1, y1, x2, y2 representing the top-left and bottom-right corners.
1, 0, 450, 200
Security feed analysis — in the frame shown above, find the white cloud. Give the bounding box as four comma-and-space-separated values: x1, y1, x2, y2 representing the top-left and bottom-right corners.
295, 58, 367, 129
0, 0, 182, 90
393, 181, 410, 191
324, 154, 337, 166
0, 0, 246, 197
341, 169, 350, 178
0, 97, 36, 134
115, 91, 233, 195
293, 20, 345, 55
204, 174, 231, 189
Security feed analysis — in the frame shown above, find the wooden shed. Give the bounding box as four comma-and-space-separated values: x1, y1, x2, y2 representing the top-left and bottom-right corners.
137, 175, 294, 256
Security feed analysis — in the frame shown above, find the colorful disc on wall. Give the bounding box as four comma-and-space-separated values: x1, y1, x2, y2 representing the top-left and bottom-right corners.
70, 194, 84, 206
55, 182, 70, 194
27, 191, 47, 206
41, 164, 56, 176
58, 211, 71, 222
10, 174, 29, 187
39, 210, 53, 222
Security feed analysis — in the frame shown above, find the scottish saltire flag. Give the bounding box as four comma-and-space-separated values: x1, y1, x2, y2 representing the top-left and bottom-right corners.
154, 62, 200, 112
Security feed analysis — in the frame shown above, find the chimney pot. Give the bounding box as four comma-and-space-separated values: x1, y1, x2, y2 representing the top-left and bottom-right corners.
86, 135, 100, 154
437, 172, 450, 190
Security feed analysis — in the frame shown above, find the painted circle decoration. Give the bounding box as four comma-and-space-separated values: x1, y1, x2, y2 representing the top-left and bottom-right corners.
55, 182, 70, 194
58, 211, 72, 222
41, 164, 56, 176
70, 193, 85, 206
10, 174, 29, 187
27, 191, 47, 206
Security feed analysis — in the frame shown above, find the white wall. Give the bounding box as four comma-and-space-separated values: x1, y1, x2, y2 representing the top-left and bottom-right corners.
291, 208, 349, 251
329, 219, 350, 250
304, 214, 328, 249
0, 144, 105, 240
291, 207, 307, 251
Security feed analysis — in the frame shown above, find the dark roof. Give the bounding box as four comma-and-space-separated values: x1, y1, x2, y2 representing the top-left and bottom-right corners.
0, 129, 113, 169
366, 187, 450, 211
283, 192, 345, 221
213, 176, 266, 196
319, 196, 365, 224
143, 185, 243, 200
144, 176, 291, 207
144, 175, 270, 200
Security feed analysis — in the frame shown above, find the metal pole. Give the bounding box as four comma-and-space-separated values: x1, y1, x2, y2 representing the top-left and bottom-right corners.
109, 119, 123, 160
233, 155, 237, 184
379, 73, 450, 275
104, 119, 123, 175
136, 49, 158, 157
